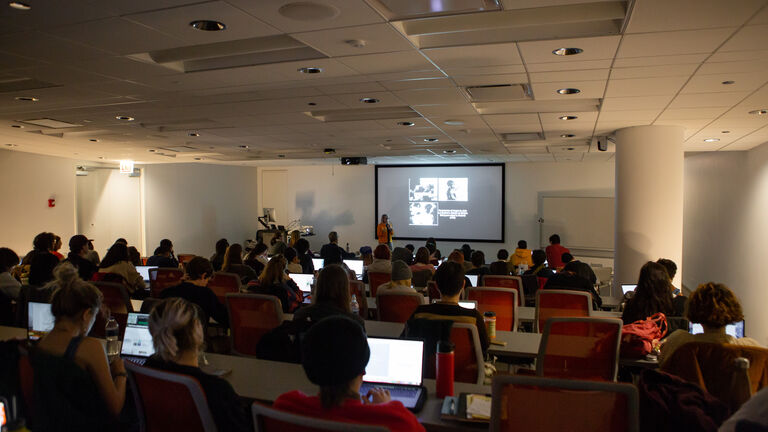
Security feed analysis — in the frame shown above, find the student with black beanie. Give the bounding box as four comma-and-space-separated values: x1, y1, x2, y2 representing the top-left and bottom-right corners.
273, 316, 424, 431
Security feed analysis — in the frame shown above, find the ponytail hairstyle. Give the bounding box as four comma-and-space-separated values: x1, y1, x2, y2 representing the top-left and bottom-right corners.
50, 262, 102, 322
148, 298, 203, 362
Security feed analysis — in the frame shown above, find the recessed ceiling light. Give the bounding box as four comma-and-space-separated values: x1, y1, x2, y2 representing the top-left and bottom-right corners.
307, 102, 317, 106
552, 47, 583, 56
238, 145, 249, 149
704, 138, 720, 142
748, 109, 768, 115
98, 157, 104, 160
89, 139, 99, 142
345, 39, 366, 48
360, 97, 380, 104
5, 143, 17, 147
14, 96, 38, 102
558, 115, 578, 120
721, 80, 735, 85
148, 149, 156, 152
189, 20, 226, 31
10, 124, 23, 128
424, 138, 439, 142
566, 147, 575, 151
188, 132, 200, 137
443, 149, 456, 154
298, 67, 322, 74
722, 130, 730, 134
398, 121, 414, 127
194, 157, 202, 161
278, 154, 286, 158
556, 88, 581, 95
443, 119, 464, 126
8, 1, 30, 10
560, 134, 575, 138
115, 115, 134, 121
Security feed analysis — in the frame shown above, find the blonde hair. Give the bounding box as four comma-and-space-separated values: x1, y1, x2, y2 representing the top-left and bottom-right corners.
148, 298, 203, 362
50, 262, 102, 320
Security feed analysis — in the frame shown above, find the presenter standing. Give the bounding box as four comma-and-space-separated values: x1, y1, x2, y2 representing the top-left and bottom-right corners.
377, 214, 394, 250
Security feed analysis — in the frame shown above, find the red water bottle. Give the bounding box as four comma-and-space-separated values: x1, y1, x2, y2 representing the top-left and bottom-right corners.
436, 340, 455, 398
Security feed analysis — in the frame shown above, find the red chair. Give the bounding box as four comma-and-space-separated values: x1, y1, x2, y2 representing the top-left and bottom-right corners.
126, 362, 217, 432
367, 272, 391, 297
348, 280, 368, 319
481, 275, 523, 306
207, 272, 241, 304
252, 402, 388, 431
535, 289, 592, 333
538, 317, 623, 381
225, 293, 284, 356
537, 277, 548, 291
149, 268, 184, 298
427, 280, 440, 300
423, 323, 485, 385
89, 281, 133, 339
177, 254, 195, 265
491, 375, 639, 432
376, 291, 423, 323
467, 287, 518, 332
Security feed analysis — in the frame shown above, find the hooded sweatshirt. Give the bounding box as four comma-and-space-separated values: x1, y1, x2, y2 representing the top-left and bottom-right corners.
510, 248, 533, 267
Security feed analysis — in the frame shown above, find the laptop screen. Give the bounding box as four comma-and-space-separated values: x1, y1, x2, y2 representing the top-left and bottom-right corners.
430, 299, 477, 309
28, 302, 55, 341
312, 258, 324, 270
364, 338, 423, 386
121, 313, 155, 358
136, 266, 157, 282
344, 259, 364, 277
690, 321, 745, 338
290, 274, 314, 293
466, 274, 478, 286
621, 284, 637, 295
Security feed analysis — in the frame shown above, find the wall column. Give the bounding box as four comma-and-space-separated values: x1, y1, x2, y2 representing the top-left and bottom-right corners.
614, 125, 684, 287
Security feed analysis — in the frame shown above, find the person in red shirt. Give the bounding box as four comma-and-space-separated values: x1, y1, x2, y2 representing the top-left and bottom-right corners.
273, 316, 425, 432
545, 234, 570, 271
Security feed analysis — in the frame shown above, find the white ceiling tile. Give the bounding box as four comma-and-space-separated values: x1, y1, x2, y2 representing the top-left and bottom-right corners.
525, 59, 613, 73
539, 111, 598, 128
291, 23, 413, 57
483, 113, 540, 128
422, 43, 521, 68
379, 78, 455, 91
0, 32, 110, 62
612, 53, 707, 68
227, 0, 384, 32
625, 0, 764, 33
316, 82, 387, 95
413, 104, 478, 117
594, 120, 653, 134
393, 88, 467, 106
606, 76, 689, 97
329, 91, 405, 108
531, 80, 607, 101
610, 64, 699, 79
669, 92, 750, 108
681, 71, 768, 94
707, 50, 768, 63
50, 17, 187, 55
719, 24, 768, 52
657, 107, 729, 120
0, 0, 117, 29
601, 95, 674, 111
529, 69, 609, 83
451, 74, 528, 87
618, 29, 734, 58
697, 59, 768, 75
598, 110, 661, 122
442, 65, 527, 75
337, 51, 436, 74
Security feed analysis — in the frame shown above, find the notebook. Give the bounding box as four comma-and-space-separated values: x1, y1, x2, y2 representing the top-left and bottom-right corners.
690, 320, 745, 338
121, 312, 155, 365
344, 259, 364, 278
621, 284, 637, 295
136, 265, 158, 283
466, 274, 478, 286
312, 258, 324, 270
27, 302, 55, 341
290, 273, 314, 293
360, 337, 426, 412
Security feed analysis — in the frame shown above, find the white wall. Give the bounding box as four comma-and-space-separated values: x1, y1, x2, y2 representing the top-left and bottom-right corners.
0, 149, 76, 256
257, 162, 616, 263
143, 163, 260, 257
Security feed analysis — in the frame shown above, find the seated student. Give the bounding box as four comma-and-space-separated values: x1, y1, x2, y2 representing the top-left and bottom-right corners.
465, 250, 490, 278
366, 244, 392, 274
425, 238, 441, 266
460, 244, 473, 272
320, 231, 356, 265
447, 250, 473, 288
404, 244, 415, 258
561, 253, 597, 285
489, 249, 509, 275
14, 254, 60, 327
146, 245, 177, 268
544, 268, 602, 309
64, 235, 98, 282
659, 282, 763, 365
391, 247, 413, 266
97, 242, 145, 295
249, 255, 302, 313
407, 261, 489, 355
273, 316, 424, 432
29, 252, 60, 287
243, 242, 269, 275
31, 263, 126, 431
545, 234, 570, 271
284, 247, 303, 274
509, 240, 533, 271
0, 247, 21, 300
360, 246, 374, 268
145, 298, 253, 432
160, 256, 228, 326
410, 247, 435, 274
159, 238, 180, 267
85, 239, 100, 266
51, 235, 65, 260
292, 265, 365, 329
657, 258, 686, 316
127, 246, 142, 267
621, 262, 676, 325
222, 243, 257, 283
295, 238, 315, 274
377, 260, 420, 295
210, 238, 229, 272
21, 232, 55, 266
523, 249, 555, 279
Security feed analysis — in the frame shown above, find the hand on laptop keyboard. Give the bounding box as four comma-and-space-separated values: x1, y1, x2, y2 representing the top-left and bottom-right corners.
363, 387, 391, 404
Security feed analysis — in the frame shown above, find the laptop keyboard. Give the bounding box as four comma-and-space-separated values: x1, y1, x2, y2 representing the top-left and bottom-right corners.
124, 356, 147, 366
360, 384, 420, 405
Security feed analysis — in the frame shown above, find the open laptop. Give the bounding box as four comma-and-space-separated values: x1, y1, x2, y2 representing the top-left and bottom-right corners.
344, 259, 364, 278
312, 258, 324, 270
621, 284, 637, 295
135, 265, 158, 284
27, 302, 55, 341
290, 273, 314, 294
360, 337, 426, 412
690, 320, 745, 338
431, 299, 477, 309
466, 274, 478, 287
121, 312, 155, 365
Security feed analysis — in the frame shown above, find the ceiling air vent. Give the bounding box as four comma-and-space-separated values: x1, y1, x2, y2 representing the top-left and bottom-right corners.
20, 118, 82, 128
501, 132, 544, 142
465, 84, 531, 102
306, 106, 419, 122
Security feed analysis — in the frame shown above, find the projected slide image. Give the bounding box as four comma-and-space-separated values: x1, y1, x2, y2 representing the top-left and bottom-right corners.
439, 178, 468, 201
408, 178, 437, 201
409, 202, 438, 226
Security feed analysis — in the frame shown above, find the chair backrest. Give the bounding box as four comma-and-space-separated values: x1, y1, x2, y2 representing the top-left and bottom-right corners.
411, 269, 433, 289
535, 289, 592, 332
490, 375, 639, 432
225, 293, 284, 356
252, 402, 388, 432
467, 287, 518, 332
126, 362, 217, 432
208, 272, 241, 304
177, 254, 196, 265
422, 323, 485, 385
348, 280, 368, 319
427, 280, 440, 300
481, 275, 523, 306
537, 277, 548, 291
149, 268, 184, 298
376, 291, 423, 323
367, 272, 391, 297
520, 274, 540, 306
92, 281, 133, 315
538, 317, 623, 381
